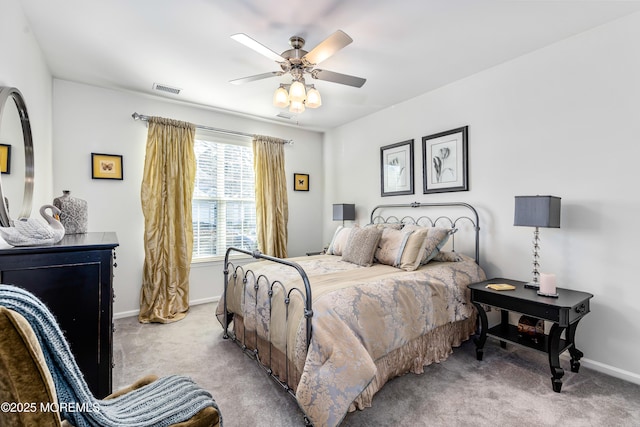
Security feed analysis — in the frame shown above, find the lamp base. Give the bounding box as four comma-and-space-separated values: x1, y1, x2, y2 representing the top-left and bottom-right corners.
536, 290, 559, 298
524, 282, 540, 289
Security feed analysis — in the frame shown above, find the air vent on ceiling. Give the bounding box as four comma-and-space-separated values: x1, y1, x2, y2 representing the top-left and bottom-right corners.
152, 83, 181, 95
276, 112, 294, 120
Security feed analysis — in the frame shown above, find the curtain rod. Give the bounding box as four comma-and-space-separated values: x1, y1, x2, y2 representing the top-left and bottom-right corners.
131, 112, 293, 144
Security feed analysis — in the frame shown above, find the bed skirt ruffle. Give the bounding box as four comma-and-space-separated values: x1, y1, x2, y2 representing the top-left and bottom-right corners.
231, 314, 476, 414
349, 315, 476, 412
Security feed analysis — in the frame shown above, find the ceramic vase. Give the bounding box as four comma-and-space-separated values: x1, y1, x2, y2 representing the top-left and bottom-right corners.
53, 190, 88, 234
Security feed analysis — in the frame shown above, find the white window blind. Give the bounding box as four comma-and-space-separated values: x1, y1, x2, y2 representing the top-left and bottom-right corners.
192, 138, 257, 260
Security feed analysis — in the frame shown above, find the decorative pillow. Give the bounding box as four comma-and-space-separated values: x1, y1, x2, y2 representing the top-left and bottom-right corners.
432, 251, 463, 262
401, 224, 425, 234
402, 225, 453, 265
342, 226, 383, 267
327, 226, 353, 255
368, 222, 403, 230
375, 228, 414, 266
423, 227, 452, 264
398, 228, 430, 271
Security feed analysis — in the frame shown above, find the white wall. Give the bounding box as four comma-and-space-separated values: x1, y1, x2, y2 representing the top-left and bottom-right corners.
52, 80, 324, 316
324, 13, 640, 382
0, 0, 53, 212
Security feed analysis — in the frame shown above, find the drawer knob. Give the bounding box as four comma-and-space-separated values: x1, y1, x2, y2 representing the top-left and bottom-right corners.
575, 303, 587, 314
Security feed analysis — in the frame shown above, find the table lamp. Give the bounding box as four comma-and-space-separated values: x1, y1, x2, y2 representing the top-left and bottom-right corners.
333, 204, 355, 226
514, 195, 561, 289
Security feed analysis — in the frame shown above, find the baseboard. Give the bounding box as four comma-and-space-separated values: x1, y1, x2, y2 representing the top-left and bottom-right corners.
560, 353, 640, 385
113, 309, 139, 320
190, 296, 220, 306
113, 296, 221, 320
581, 358, 640, 385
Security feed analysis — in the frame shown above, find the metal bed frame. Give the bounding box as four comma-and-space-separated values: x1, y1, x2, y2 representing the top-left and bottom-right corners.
221, 201, 480, 425
370, 201, 480, 264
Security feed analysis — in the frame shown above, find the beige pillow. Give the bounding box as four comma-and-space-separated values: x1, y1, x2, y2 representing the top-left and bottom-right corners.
375, 228, 413, 266
342, 226, 383, 266
403, 225, 452, 265
374, 227, 430, 271
397, 227, 430, 271
327, 226, 352, 255
368, 222, 403, 230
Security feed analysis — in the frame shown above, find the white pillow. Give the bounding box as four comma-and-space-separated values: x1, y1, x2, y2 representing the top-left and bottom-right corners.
327, 226, 352, 256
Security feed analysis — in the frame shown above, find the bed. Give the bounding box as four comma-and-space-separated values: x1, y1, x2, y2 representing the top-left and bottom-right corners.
216, 202, 486, 426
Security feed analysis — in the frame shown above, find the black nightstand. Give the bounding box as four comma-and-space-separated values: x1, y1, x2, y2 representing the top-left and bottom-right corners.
468, 278, 593, 393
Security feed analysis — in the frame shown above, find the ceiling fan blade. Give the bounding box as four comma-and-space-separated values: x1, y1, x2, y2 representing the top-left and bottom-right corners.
312, 69, 366, 88
303, 30, 353, 65
229, 71, 281, 85
231, 33, 285, 62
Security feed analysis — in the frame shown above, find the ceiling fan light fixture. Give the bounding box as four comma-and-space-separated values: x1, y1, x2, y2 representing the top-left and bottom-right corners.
288, 80, 306, 103
230, 30, 366, 115
306, 86, 322, 108
289, 99, 305, 114
273, 85, 290, 108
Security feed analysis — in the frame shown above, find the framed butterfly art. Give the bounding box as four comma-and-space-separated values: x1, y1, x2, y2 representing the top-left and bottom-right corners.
91, 152, 123, 180
293, 173, 309, 191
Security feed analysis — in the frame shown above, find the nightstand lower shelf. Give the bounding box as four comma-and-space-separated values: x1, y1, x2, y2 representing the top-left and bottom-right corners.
487, 324, 570, 354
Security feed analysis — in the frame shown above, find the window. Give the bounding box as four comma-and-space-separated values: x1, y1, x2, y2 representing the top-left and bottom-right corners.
192, 137, 257, 260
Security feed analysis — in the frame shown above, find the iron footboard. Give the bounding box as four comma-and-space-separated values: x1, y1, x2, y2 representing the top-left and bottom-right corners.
221, 247, 313, 420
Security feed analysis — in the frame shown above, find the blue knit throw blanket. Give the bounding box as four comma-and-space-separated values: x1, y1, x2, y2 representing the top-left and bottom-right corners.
0, 284, 221, 427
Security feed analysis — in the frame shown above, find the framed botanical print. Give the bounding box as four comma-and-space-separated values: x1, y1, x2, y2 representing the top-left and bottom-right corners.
294, 173, 309, 191
380, 139, 414, 196
422, 126, 468, 194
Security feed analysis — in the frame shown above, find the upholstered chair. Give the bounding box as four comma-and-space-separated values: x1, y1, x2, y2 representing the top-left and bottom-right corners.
0, 306, 220, 427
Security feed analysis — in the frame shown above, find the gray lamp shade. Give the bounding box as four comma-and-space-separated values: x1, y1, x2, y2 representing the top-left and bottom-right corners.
333, 204, 356, 221
514, 195, 561, 228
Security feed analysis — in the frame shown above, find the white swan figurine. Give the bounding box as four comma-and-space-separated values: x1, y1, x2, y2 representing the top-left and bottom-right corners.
0, 204, 66, 246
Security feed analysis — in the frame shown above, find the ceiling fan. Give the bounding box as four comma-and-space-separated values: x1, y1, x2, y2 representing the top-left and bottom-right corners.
229, 30, 366, 113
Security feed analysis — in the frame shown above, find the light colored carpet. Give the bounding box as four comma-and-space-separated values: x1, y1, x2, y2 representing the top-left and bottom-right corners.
113, 303, 640, 427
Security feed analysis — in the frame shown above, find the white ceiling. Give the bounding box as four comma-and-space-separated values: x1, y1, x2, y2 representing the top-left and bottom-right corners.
18, 0, 640, 131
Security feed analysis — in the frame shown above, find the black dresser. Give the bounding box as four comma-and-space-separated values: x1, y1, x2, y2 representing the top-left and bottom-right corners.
0, 232, 118, 398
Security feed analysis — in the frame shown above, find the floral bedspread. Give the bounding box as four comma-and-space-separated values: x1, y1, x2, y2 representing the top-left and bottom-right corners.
217, 254, 486, 426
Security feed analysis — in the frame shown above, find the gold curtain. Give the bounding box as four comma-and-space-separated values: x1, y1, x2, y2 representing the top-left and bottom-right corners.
253, 135, 289, 258
139, 117, 196, 324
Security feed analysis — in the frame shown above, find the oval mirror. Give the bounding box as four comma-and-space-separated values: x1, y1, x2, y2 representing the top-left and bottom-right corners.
0, 87, 34, 227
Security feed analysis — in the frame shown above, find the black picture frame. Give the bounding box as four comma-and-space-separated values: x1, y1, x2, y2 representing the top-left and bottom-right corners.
380, 139, 414, 197
91, 152, 124, 180
0, 144, 11, 174
293, 173, 309, 191
422, 126, 468, 194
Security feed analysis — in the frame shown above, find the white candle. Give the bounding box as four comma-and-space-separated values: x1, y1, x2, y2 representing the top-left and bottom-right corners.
540, 273, 557, 295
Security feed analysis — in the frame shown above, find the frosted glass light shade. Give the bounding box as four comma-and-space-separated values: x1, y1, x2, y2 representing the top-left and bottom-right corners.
273, 86, 290, 108
289, 99, 305, 114
288, 80, 306, 102
306, 87, 322, 108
